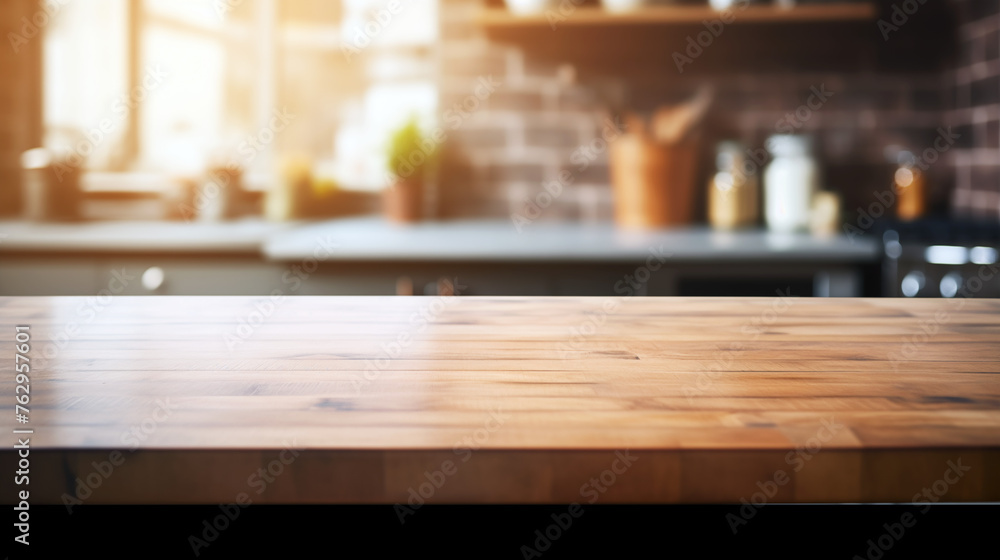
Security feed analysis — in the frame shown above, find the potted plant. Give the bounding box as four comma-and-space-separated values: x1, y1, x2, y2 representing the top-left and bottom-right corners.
384, 116, 437, 223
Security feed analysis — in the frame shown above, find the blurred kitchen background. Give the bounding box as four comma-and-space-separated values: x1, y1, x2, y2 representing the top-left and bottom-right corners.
0, 0, 997, 298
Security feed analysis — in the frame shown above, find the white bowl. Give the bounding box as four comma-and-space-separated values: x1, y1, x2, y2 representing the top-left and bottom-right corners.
601, 0, 646, 13
505, 0, 555, 15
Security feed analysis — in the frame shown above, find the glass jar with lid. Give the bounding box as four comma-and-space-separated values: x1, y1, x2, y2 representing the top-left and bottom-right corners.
764, 134, 818, 233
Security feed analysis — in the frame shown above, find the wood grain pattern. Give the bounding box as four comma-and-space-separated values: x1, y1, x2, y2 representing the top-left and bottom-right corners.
1, 296, 998, 504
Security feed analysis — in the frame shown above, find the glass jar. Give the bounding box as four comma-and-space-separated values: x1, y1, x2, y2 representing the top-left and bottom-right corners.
708, 141, 759, 230
893, 151, 925, 221
764, 134, 818, 233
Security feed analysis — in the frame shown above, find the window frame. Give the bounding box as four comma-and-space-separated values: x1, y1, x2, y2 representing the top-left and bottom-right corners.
51, 0, 278, 193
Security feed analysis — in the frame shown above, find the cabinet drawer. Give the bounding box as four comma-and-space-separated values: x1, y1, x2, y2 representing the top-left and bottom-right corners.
97, 258, 286, 296
0, 259, 100, 295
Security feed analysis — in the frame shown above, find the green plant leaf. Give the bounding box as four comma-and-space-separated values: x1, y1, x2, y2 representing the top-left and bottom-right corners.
386, 115, 437, 180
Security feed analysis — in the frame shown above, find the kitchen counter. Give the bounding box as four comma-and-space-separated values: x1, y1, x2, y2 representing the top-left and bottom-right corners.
0, 217, 883, 297
0, 218, 297, 254
263, 216, 881, 262
4, 295, 997, 504
0, 216, 880, 261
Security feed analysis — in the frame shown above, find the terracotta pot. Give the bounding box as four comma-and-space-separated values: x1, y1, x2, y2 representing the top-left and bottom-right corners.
383, 178, 423, 223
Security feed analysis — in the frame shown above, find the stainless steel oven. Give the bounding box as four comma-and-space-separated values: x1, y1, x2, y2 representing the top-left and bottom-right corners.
882, 220, 1000, 298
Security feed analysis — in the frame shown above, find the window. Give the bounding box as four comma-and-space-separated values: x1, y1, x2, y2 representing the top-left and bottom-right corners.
43, 0, 438, 191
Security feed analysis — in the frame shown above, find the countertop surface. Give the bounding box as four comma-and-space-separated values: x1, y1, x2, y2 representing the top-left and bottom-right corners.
0, 218, 297, 254
3, 296, 997, 504
264, 217, 881, 262
0, 216, 881, 261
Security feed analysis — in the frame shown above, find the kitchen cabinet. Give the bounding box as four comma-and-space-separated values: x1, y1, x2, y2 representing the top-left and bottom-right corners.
97, 257, 288, 296
0, 256, 874, 297
0, 258, 100, 296
0, 256, 286, 296
0, 219, 289, 296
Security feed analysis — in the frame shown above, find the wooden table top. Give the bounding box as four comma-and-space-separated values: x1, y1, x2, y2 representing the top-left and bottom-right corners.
2, 295, 999, 504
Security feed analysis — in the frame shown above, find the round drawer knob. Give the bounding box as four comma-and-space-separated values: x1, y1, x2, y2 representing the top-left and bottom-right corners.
141, 267, 165, 291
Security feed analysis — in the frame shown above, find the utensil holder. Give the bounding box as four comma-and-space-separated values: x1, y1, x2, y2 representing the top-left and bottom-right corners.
609, 134, 698, 229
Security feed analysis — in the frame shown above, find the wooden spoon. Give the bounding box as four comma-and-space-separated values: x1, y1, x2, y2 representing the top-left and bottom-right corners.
653, 86, 714, 144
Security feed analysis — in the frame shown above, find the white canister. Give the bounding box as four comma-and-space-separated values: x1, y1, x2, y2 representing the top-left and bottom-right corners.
763, 135, 817, 233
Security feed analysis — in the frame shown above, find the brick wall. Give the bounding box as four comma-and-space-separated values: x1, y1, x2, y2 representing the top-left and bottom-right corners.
0, 0, 43, 216
437, 0, 998, 223
948, 0, 1000, 220
437, 0, 619, 221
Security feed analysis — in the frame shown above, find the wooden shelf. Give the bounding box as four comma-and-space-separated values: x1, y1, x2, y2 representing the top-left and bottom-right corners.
478, 3, 878, 27
475, 3, 886, 76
